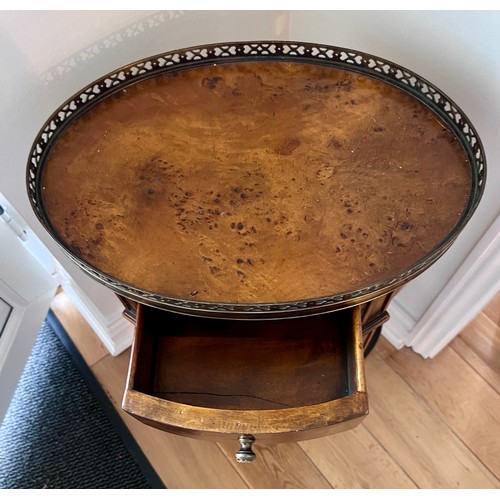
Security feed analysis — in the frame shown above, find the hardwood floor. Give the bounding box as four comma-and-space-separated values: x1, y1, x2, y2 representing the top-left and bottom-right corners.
50, 291, 500, 489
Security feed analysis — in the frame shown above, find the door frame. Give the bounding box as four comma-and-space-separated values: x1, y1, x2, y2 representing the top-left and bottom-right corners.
0, 194, 59, 421
0, 279, 58, 422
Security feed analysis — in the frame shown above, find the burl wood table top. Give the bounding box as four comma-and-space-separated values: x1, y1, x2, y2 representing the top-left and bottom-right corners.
40, 60, 471, 306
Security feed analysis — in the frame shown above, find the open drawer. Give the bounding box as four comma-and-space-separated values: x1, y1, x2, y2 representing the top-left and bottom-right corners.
122, 304, 368, 461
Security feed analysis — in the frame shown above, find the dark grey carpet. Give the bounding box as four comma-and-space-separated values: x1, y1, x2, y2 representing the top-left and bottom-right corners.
0, 311, 164, 489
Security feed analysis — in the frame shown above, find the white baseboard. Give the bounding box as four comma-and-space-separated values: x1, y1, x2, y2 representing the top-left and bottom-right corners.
381, 215, 500, 358
382, 298, 417, 349
55, 263, 133, 357
408, 215, 500, 358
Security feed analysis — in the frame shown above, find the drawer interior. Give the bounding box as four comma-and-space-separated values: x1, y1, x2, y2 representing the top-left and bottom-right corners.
129, 305, 361, 411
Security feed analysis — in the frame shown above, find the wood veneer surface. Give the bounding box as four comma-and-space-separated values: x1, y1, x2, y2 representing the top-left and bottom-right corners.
42, 61, 470, 304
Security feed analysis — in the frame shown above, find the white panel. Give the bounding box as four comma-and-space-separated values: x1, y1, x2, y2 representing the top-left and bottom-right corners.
0, 288, 57, 423
0, 198, 58, 421
0, 199, 57, 303
0, 298, 13, 338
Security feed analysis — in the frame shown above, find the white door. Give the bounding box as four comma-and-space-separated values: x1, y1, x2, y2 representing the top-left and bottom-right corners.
0, 195, 59, 422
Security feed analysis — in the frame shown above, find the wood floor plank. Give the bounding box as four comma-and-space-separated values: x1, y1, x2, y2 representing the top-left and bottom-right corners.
363, 352, 499, 488
482, 292, 500, 325
218, 441, 332, 488
374, 335, 398, 360
51, 291, 109, 367
451, 336, 499, 393
299, 424, 417, 488
452, 312, 500, 375
384, 342, 500, 479
91, 350, 248, 489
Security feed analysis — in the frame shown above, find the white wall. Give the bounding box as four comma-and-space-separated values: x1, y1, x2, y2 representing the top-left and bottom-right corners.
0, 10, 498, 352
